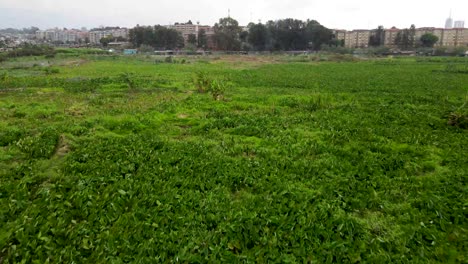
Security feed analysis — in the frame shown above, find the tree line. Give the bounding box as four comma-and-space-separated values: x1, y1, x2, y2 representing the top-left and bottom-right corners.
129, 25, 185, 50
128, 17, 339, 51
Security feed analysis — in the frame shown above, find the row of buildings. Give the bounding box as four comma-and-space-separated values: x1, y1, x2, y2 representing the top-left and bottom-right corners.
334, 27, 468, 49
35, 28, 129, 44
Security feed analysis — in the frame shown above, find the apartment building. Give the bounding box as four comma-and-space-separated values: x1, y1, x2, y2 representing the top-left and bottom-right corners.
166, 23, 215, 48
89, 28, 129, 44
414, 27, 444, 46
337, 26, 468, 49
344, 30, 371, 48
332, 29, 346, 43
442, 28, 468, 47
35, 29, 89, 43
383, 27, 400, 47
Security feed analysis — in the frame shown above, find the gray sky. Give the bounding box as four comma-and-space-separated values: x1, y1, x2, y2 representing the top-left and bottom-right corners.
0, 0, 466, 30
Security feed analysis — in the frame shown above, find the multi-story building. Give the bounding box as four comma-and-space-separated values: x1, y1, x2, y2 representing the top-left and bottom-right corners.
383, 27, 400, 47
442, 28, 468, 47
337, 26, 468, 49
35, 29, 89, 43
89, 28, 129, 44
166, 23, 215, 48
454, 21, 465, 28
343, 30, 371, 48
414, 27, 444, 46
332, 29, 346, 43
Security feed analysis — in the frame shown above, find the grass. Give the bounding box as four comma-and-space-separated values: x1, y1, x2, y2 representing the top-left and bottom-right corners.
0, 53, 467, 263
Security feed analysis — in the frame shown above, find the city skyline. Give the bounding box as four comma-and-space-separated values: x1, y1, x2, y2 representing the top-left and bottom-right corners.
0, 0, 467, 30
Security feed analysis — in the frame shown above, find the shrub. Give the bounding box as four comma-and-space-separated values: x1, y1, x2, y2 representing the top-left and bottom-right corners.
208, 79, 231, 101
164, 56, 173, 63
119, 73, 137, 90
16, 128, 59, 159
447, 111, 468, 129
194, 71, 212, 93
44, 67, 60, 75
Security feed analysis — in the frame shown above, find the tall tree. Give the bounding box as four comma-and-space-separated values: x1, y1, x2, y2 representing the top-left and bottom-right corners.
305, 20, 333, 51
395, 29, 410, 50
420, 33, 439, 47
369, 25, 385, 47
248, 23, 268, 51
213, 17, 242, 50
266, 19, 307, 50
409, 24, 416, 49
188, 34, 197, 45
129, 25, 184, 49
197, 29, 207, 48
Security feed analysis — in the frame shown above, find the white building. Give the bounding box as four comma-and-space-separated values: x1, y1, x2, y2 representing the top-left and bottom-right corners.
89, 28, 129, 44
445, 17, 454, 29
454, 21, 465, 28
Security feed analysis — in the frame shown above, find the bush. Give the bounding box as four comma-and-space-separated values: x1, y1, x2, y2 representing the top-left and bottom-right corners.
194, 71, 212, 93
16, 128, 59, 159
164, 56, 173, 63
447, 111, 468, 128
119, 73, 137, 90
44, 67, 60, 75
208, 79, 232, 101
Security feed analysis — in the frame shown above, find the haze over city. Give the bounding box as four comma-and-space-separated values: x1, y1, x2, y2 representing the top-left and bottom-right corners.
1, 0, 467, 29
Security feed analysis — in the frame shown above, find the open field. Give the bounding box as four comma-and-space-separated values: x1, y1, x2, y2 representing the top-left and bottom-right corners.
0, 53, 467, 263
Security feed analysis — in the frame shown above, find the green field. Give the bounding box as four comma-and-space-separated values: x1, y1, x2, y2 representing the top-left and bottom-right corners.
0, 53, 467, 263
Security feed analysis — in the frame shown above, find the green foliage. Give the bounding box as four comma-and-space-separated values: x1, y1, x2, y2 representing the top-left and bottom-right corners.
164, 56, 173, 63
187, 34, 197, 45
44, 67, 60, 75
420, 33, 439, 48
0, 54, 467, 263
214, 17, 242, 51
193, 71, 212, 93
208, 79, 231, 100
197, 29, 208, 48
369, 26, 385, 47
248, 23, 268, 51
119, 73, 137, 90
395, 25, 417, 50
129, 25, 184, 49
1, 44, 56, 61
16, 128, 59, 159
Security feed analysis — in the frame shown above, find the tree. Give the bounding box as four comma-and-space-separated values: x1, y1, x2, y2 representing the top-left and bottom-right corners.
129, 25, 184, 49
188, 34, 197, 45
305, 20, 333, 51
369, 26, 385, 47
395, 25, 416, 50
409, 24, 416, 48
99, 36, 113, 47
266, 19, 307, 50
213, 17, 242, 50
395, 29, 410, 50
420, 33, 439, 47
248, 23, 268, 51
197, 29, 207, 48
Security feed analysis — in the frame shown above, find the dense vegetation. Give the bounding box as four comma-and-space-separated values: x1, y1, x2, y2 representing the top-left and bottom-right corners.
0, 52, 467, 263
0, 44, 56, 62
129, 17, 336, 51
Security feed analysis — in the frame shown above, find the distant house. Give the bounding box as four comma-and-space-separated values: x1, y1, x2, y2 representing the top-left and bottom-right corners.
123, 49, 137, 55
108, 42, 130, 50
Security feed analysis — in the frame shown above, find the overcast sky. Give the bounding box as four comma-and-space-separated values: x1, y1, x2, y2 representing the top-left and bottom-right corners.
0, 0, 466, 30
